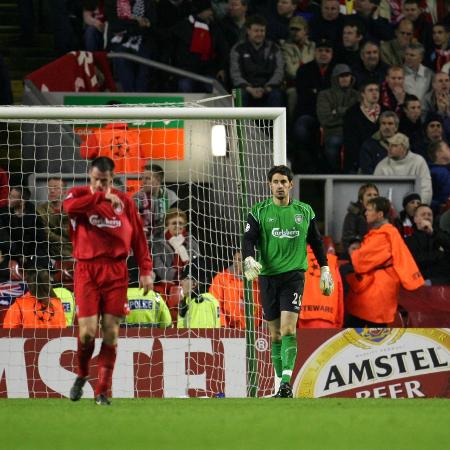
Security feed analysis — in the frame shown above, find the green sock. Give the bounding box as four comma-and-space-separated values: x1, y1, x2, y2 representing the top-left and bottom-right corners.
281, 335, 297, 384
271, 341, 282, 378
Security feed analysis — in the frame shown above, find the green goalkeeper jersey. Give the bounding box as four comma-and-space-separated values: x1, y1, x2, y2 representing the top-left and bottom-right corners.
248, 198, 315, 276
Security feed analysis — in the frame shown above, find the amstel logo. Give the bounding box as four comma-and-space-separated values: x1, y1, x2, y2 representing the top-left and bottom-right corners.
292, 328, 450, 398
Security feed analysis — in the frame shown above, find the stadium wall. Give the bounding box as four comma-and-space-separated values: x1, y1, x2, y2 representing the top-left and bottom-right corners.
1, 328, 448, 399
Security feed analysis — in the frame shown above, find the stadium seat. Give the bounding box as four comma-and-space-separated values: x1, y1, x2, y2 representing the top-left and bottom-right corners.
406, 311, 450, 327
9, 260, 23, 281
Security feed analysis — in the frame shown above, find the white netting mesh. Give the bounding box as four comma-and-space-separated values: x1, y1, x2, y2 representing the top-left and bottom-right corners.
0, 105, 285, 398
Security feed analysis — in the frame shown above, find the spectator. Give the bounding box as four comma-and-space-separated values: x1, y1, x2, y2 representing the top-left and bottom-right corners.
316, 64, 359, 173
374, 132, 433, 204
177, 257, 220, 328
3, 257, 66, 329
359, 110, 399, 174
124, 288, 172, 327
152, 209, 200, 283
380, 18, 414, 66
230, 14, 284, 107
343, 81, 383, 173
0, 236, 28, 326
405, 204, 450, 284
422, 72, 450, 135
299, 245, 344, 328
352, 40, 389, 88
36, 177, 73, 259
425, 23, 450, 73
83, 0, 106, 51
353, 0, 394, 43
335, 20, 364, 67
399, 95, 426, 157
209, 251, 261, 329
0, 165, 8, 208
266, 0, 298, 44
133, 163, 179, 240
218, 0, 248, 50
0, 186, 47, 263
105, 0, 157, 92
402, 0, 433, 51
281, 16, 315, 123
339, 237, 361, 296
403, 43, 434, 104
380, 65, 407, 115
428, 140, 450, 213
308, 0, 344, 44
169, 0, 228, 92
415, 113, 446, 160
346, 196, 424, 327
292, 38, 334, 173
394, 191, 422, 238
341, 182, 379, 252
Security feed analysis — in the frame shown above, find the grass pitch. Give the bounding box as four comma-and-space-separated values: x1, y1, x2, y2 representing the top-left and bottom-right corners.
1, 398, 449, 450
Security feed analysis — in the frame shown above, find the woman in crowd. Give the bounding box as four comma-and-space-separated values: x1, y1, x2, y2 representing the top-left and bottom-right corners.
341, 183, 379, 253
152, 208, 200, 283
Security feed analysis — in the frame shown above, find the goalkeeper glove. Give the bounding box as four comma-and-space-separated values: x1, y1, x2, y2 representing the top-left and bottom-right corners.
244, 256, 262, 281
320, 266, 334, 296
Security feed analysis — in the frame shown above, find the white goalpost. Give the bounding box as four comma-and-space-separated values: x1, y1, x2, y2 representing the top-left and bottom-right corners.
0, 104, 286, 398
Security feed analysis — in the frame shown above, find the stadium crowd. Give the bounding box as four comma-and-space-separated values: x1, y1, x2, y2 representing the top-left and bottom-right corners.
1, 0, 450, 329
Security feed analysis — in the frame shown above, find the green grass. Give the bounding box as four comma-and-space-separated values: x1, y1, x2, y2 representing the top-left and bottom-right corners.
1, 398, 449, 450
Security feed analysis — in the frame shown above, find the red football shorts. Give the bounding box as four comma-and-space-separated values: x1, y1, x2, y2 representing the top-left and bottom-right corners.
74, 260, 129, 318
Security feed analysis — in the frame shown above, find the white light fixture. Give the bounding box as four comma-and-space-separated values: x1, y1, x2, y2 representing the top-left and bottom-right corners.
211, 124, 227, 156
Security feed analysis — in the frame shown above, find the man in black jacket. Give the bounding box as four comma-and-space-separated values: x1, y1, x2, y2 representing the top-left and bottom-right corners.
230, 14, 284, 107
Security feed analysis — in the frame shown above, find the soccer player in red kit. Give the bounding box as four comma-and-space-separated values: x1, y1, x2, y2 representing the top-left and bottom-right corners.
64, 157, 153, 405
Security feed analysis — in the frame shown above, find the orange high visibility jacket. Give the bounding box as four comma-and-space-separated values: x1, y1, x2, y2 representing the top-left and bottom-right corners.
209, 269, 262, 329
347, 222, 424, 324
300, 247, 344, 327
3, 292, 67, 328
80, 123, 143, 173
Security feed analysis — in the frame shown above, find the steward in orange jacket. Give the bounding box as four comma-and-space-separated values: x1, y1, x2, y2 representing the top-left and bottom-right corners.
346, 197, 424, 326
299, 246, 344, 328
3, 291, 66, 328
80, 123, 142, 173
209, 252, 262, 329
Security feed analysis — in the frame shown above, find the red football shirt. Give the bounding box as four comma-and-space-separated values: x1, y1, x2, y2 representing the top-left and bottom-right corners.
63, 186, 152, 274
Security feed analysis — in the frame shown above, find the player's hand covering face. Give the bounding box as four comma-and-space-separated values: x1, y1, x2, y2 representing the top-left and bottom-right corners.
269, 174, 293, 202
320, 266, 334, 296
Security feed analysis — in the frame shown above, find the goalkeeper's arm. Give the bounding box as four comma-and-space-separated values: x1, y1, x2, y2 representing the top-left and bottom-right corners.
307, 219, 334, 296
242, 213, 262, 281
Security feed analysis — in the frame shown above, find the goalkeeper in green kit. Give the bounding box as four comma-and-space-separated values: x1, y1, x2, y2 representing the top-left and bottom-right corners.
243, 165, 334, 398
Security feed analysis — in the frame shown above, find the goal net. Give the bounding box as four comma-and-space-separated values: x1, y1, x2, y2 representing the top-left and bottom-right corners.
0, 103, 286, 398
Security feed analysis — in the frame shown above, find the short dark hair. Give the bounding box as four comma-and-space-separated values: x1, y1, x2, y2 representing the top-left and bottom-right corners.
47, 176, 66, 186
427, 140, 444, 162
90, 156, 115, 173
144, 163, 164, 181
403, 94, 420, 109
403, 0, 420, 6
10, 185, 31, 201
267, 165, 293, 182
245, 14, 267, 29
359, 80, 379, 94
414, 203, 432, 217
343, 18, 364, 37
367, 196, 391, 217
433, 22, 449, 33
